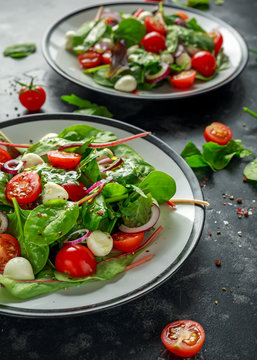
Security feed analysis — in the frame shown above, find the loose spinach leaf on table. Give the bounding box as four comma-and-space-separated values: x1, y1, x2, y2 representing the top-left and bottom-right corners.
244, 158, 257, 181
3, 43, 36, 58
114, 18, 146, 47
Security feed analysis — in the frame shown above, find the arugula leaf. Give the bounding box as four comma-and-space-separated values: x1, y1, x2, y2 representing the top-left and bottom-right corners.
3, 43, 36, 58
244, 158, 257, 181
61, 94, 113, 118
114, 18, 146, 47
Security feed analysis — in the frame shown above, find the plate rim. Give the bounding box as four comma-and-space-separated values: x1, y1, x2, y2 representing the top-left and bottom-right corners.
0, 113, 205, 318
42, 1, 249, 100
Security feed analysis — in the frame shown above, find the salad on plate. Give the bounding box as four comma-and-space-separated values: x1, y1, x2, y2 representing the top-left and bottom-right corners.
64, 3, 229, 93
0, 124, 179, 300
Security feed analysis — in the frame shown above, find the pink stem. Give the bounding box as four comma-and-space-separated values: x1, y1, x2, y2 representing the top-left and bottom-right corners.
124, 254, 153, 271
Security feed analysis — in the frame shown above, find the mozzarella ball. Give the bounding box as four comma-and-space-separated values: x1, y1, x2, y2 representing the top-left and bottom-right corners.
160, 53, 174, 65
176, 53, 191, 70
42, 182, 69, 203
114, 75, 137, 93
127, 45, 139, 56
3, 257, 35, 280
22, 153, 44, 169
186, 46, 200, 56
64, 30, 75, 51
87, 231, 113, 257
137, 11, 153, 21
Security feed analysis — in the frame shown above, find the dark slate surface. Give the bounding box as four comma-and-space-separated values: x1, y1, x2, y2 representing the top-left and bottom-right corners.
0, 0, 257, 359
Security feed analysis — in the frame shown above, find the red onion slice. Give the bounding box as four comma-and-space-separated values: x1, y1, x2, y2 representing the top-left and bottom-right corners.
102, 157, 123, 172
0, 212, 8, 234
145, 63, 170, 84
119, 204, 160, 234
63, 229, 91, 246
85, 180, 106, 195
100, 11, 122, 23
97, 156, 113, 165
2, 159, 23, 175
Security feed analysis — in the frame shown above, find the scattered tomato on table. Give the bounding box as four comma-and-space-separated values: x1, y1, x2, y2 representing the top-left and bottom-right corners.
17, 78, 46, 111
204, 122, 233, 145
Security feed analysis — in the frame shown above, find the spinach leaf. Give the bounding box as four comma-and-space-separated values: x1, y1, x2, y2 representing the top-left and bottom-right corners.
93, 68, 115, 87
81, 194, 108, 231
102, 183, 128, 199
114, 18, 147, 47
72, 20, 96, 49
164, 14, 180, 26
171, 25, 214, 52
139, 170, 176, 204
216, 49, 230, 71
58, 123, 117, 143
3, 43, 36, 58
34, 164, 80, 185
61, 94, 113, 118
24, 200, 79, 246
172, 0, 210, 9
79, 151, 102, 187
166, 27, 179, 53
119, 193, 152, 227
186, 18, 205, 33
0, 171, 11, 205
244, 158, 257, 181
128, 49, 160, 73
79, 20, 107, 52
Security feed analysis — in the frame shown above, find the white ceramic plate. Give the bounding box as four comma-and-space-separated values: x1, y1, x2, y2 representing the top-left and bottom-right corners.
42, 1, 248, 100
0, 114, 204, 317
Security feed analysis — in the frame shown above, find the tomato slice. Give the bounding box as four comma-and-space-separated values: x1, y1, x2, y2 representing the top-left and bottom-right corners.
101, 49, 111, 65
204, 122, 233, 145
175, 12, 189, 20
191, 50, 216, 77
55, 244, 96, 278
62, 181, 87, 202
47, 150, 82, 169
141, 31, 166, 54
5, 171, 42, 205
144, 16, 167, 35
209, 30, 223, 56
112, 232, 145, 252
78, 50, 102, 69
0, 147, 12, 165
170, 70, 196, 89
0, 234, 21, 273
161, 320, 205, 357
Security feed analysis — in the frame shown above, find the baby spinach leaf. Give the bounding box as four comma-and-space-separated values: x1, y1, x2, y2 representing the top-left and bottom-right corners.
58, 124, 116, 144
34, 164, 80, 185
244, 158, 257, 181
80, 154, 102, 187
72, 20, 96, 49
119, 193, 152, 228
0, 171, 11, 206
3, 43, 36, 58
81, 194, 108, 231
114, 18, 146, 47
166, 27, 179, 53
24, 200, 79, 246
102, 183, 128, 199
129, 49, 160, 72
173, 25, 214, 52
93, 68, 115, 87
81, 20, 107, 52
186, 18, 206, 33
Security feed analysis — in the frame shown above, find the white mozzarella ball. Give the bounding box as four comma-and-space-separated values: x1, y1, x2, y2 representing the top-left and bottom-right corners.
137, 11, 153, 21
160, 53, 174, 65
87, 231, 113, 257
127, 45, 139, 56
3, 257, 35, 280
22, 153, 44, 169
42, 182, 69, 203
176, 52, 191, 70
114, 75, 137, 93
64, 30, 75, 51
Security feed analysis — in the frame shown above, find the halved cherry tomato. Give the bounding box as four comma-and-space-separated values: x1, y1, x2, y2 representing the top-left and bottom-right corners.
204, 122, 233, 145
0, 147, 12, 165
170, 70, 196, 89
62, 181, 87, 202
55, 244, 96, 278
101, 50, 111, 65
78, 50, 101, 69
141, 31, 166, 54
175, 12, 189, 20
144, 16, 167, 35
112, 232, 144, 252
0, 234, 21, 273
47, 150, 81, 169
161, 320, 205, 357
133, 8, 144, 18
209, 30, 223, 56
5, 171, 42, 205
191, 51, 216, 77
104, 17, 118, 26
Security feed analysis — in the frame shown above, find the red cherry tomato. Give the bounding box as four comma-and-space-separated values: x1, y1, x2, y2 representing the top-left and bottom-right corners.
170, 70, 196, 89
0, 234, 21, 273
204, 122, 233, 145
175, 12, 189, 20
55, 244, 96, 278
209, 30, 223, 56
104, 17, 118, 26
62, 181, 87, 202
144, 16, 167, 35
0, 147, 12, 165
101, 50, 112, 65
133, 8, 144, 18
19, 82, 46, 112
47, 150, 82, 169
78, 50, 102, 69
141, 31, 166, 54
112, 232, 145, 252
191, 51, 216, 77
5, 171, 42, 205
161, 320, 205, 357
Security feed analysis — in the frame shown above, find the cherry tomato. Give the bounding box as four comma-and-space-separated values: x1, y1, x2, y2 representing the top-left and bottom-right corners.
191, 51, 216, 77
104, 17, 118, 26
133, 8, 144, 18
101, 50, 112, 65
161, 320, 205, 357
55, 244, 96, 278
0, 147, 12, 165
112, 232, 145, 252
170, 70, 196, 89
5, 171, 42, 205
204, 122, 233, 145
18, 79, 46, 112
78, 50, 101, 69
175, 12, 189, 20
0, 234, 21, 273
62, 181, 87, 202
209, 30, 223, 56
141, 31, 166, 53
47, 150, 82, 169
144, 16, 167, 35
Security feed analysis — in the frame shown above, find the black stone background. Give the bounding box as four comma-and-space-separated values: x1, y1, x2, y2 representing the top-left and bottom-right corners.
0, 0, 257, 359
